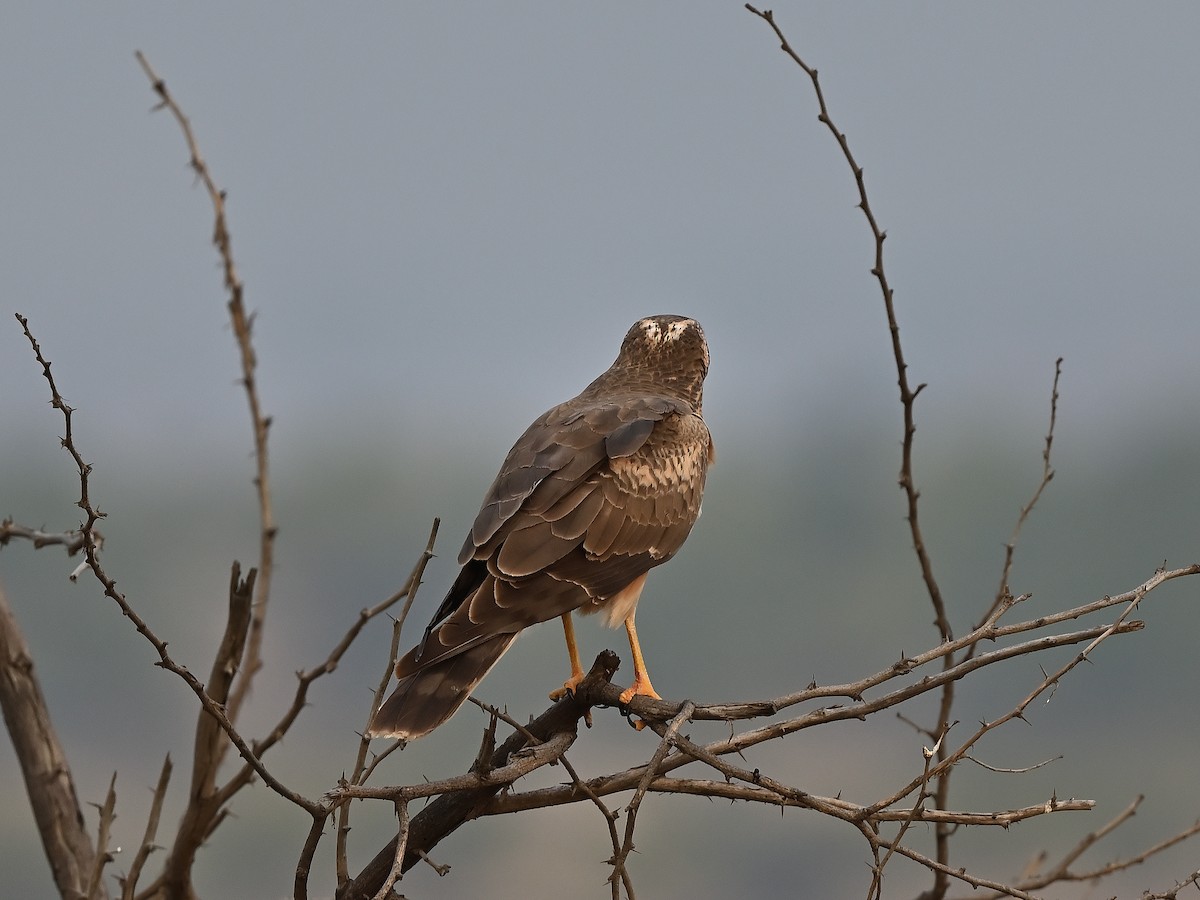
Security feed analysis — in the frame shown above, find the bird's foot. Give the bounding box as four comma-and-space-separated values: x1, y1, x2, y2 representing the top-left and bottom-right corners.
619, 678, 661, 730
618, 678, 661, 706
549, 670, 587, 701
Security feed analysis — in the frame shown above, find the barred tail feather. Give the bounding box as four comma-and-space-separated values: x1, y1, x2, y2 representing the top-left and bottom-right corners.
366, 634, 517, 740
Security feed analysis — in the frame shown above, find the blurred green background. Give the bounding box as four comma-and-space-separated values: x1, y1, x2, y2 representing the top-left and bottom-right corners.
3, 3, 1199, 898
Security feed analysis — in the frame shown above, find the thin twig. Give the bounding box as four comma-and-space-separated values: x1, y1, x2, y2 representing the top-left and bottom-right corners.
120, 755, 172, 900
133, 49, 277, 751
87, 774, 118, 900
994, 358, 1063, 605
16, 313, 323, 819
293, 812, 332, 900
370, 801, 409, 900
743, 8, 961, 886
744, 4, 947, 640
639, 779, 1093, 825
0, 519, 100, 556
868, 730, 944, 897
330, 731, 575, 803
0, 585, 107, 900
333, 519, 439, 885
612, 702, 695, 897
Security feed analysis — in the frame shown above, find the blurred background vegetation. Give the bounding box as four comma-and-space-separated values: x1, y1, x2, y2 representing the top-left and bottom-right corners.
4, 398, 1197, 897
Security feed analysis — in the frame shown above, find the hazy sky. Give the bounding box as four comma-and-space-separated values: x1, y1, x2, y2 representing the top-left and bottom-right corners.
4, 5, 1200, 898
5, 2, 1199, 475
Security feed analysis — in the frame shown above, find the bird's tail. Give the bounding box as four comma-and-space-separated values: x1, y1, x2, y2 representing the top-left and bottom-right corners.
365, 633, 517, 740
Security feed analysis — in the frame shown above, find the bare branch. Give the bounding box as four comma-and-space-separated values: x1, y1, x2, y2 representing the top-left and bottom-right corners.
745, 4, 947, 640
0, 519, 100, 556
994, 358, 1063, 606
1141, 869, 1200, 900
742, 8, 964, 887
869, 731, 943, 896
0, 585, 106, 900
948, 801, 1200, 899
120, 756, 172, 900
611, 702, 695, 896
87, 774, 118, 900
962, 754, 1062, 775
334, 726, 575, 806
370, 802, 409, 900
16, 313, 323, 821
334, 518, 440, 885
158, 564, 255, 895
293, 811, 332, 900
643, 779, 1093, 825
133, 49, 277, 748
336, 651, 621, 900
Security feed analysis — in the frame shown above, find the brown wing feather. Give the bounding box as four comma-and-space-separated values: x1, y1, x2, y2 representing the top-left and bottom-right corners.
417, 398, 707, 664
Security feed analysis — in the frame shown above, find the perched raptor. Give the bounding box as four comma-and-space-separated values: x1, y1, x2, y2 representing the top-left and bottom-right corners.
367, 314, 714, 740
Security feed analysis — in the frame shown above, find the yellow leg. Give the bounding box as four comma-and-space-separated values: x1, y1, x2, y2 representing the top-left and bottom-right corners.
548, 612, 586, 699
618, 610, 662, 705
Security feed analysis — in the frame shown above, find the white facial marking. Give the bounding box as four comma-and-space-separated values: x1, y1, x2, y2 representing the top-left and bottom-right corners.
639, 317, 693, 346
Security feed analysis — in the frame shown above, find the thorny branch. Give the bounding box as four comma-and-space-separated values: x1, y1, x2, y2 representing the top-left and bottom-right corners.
0, 519, 99, 557
330, 557, 1193, 898
6, 53, 446, 899
133, 48, 276, 761
16, 311, 325, 821
745, 4, 947, 641
120, 756, 172, 900
14, 309, 445, 898
335, 519, 440, 884
738, 9, 1182, 899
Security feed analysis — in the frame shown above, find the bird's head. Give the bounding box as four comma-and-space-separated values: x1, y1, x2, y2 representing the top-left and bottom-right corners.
610, 314, 709, 408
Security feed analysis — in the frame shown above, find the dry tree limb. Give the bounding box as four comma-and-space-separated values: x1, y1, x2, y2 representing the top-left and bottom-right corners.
87, 774, 118, 900
328, 561, 1191, 900
1141, 869, 1200, 900
947, 803, 1200, 899
465, 695, 631, 900
157, 564, 256, 897
859, 589, 1153, 821
744, 11, 954, 883
120, 756, 172, 900
1020, 803, 1200, 894
868, 731, 944, 898
456, 566, 1193, 897
132, 52, 277, 743
130, 52, 287, 868
335, 518, 441, 885
643, 779, 1093, 826
370, 801, 410, 900
867, 831, 1043, 900
14, 314, 361, 897
610, 701, 695, 899
745, 4, 946, 640
335, 651, 621, 900
0, 585, 107, 900
994, 358, 1063, 607
336, 721, 576, 806
479, 615, 1161, 817
0, 519, 99, 556
15, 313, 322, 822
563, 752, 627, 900
738, 12, 1200, 897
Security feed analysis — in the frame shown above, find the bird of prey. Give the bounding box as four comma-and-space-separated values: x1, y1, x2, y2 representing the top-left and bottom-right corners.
367, 314, 714, 740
